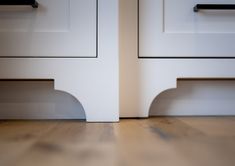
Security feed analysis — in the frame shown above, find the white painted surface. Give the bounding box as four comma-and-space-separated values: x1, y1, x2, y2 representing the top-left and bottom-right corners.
0, 0, 96, 57
139, 0, 235, 57
0, 0, 119, 122
120, 0, 235, 117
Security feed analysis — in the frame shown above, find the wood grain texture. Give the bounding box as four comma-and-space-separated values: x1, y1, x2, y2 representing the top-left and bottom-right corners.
0, 117, 234, 166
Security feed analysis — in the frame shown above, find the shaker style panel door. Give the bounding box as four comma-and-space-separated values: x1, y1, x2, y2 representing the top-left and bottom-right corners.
0, 0, 97, 57
139, 0, 235, 58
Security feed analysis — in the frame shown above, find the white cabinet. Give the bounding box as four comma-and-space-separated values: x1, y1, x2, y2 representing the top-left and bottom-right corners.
0, 0, 97, 57
0, 0, 119, 122
139, 0, 235, 58
120, 0, 235, 118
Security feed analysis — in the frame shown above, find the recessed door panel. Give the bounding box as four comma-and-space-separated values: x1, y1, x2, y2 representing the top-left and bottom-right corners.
0, 0, 97, 57
139, 0, 235, 58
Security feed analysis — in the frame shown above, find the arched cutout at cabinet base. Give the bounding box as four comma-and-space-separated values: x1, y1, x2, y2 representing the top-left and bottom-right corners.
0, 79, 86, 119
143, 77, 235, 118
0, 75, 119, 121
149, 78, 235, 117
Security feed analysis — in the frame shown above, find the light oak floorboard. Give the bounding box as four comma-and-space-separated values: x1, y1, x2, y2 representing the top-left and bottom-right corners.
0, 117, 234, 166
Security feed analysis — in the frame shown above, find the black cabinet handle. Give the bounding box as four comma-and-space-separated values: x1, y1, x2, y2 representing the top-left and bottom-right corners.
194, 4, 235, 12
0, 0, 38, 8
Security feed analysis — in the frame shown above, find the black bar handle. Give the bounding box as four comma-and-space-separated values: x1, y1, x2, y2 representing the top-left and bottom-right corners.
0, 0, 38, 8
194, 4, 235, 12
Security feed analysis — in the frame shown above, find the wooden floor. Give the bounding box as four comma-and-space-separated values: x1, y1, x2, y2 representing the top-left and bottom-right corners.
0, 117, 235, 166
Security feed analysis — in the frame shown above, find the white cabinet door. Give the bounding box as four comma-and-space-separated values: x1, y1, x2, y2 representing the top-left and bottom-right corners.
0, 0, 97, 58
139, 0, 235, 58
